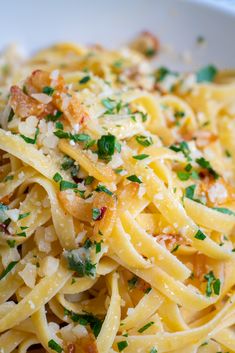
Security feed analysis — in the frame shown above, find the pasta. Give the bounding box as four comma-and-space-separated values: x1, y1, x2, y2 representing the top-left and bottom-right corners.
0, 36, 235, 353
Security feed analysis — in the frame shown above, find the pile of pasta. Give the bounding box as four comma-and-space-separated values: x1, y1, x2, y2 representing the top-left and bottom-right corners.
1, 40, 235, 353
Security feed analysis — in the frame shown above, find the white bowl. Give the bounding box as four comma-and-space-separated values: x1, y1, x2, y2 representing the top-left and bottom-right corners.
0, 0, 234, 70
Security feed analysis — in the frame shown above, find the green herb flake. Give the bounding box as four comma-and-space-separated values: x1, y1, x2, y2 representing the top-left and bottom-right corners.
117, 341, 128, 352
95, 185, 113, 196
55, 121, 64, 130
128, 276, 138, 289
18, 212, 31, 220
16, 232, 27, 237
8, 108, 14, 122
196, 65, 217, 83
20, 127, 39, 145
97, 134, 116, 160
170, 141, 191, 160
84, 176, 94, 185
138, 321, 154, 333
177, 171, 190, 181
48, 339, 62, 353
61, 156, 74, 170
92, 208, 101, 221
212, 207, 235, 216
225, 150, 231, 157
185, 184, 196, 199
95, 240, 103, 254
101, 98, 116, 111
66, 250, 96, 278
133, 154, 149, 160
4, 175, 14, 182
136, 135, 153, 147
46, 110, 62, 122
155, 67, 170, 82
171, 244, 180, 253
42, 86, 55, 96
0, 261, 18, 281
7, 239, 16, 248
53, 172, 63, 183
150, 347, 158, 353
79, 75, 90, 84
194, 229, 206, 240
60, 180, 77, 191
196, 157, 219, 179
127, 175, 142, 184
204, 271, 221, 297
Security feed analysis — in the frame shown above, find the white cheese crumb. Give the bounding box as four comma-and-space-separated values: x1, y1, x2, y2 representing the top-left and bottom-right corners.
5, 208, 20, 222
31, 93, 52, 104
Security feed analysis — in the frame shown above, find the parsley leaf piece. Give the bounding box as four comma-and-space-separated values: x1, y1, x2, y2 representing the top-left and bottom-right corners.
79, 75, 90, 84
185, 184, 196, 199
128, 276, 138, 289
18, 212, 30, 220
133, 154, 149, 160
196, 65, 217, 83
117, 341, 128, 352
53, 130, 70, 139
42, 86, 55, 96
84, 176, 94, 185
0, 261, 18, 280
60, 180, 77, 191
127, 175, 142, 184
101, 98, 116, 112
92, 208, 101, 221
46, 110, 62, 122
67, 311, 103, 337
194, 229, 206, 240
212, 207, 235, 216
55, 121, 64, 130
150, 347, 158, 353
155, 67, 170, 82
7, 239, 16, 248
95, 240, 103, 254
61, 156, 74, 170
170, 141, 191, 160
97, 134, 116, 160
53, 172, 63, 182
204, 271, 220, 297
20, 127, 39, 144
8, 108, 14, 122
135, 135, 153, 147
171, 244, 180, 253
195, 157, 219, 179
48, 339, 62, 353
65, 250, 96, 278
138, 321, 154, 333
177, 171, 190, 181
95, 185, 113, 196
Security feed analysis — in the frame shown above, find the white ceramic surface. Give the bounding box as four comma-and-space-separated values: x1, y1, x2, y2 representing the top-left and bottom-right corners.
0, 0, 234, 70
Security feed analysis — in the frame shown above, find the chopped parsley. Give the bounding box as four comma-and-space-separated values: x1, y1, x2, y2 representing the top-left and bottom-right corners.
196, 65, 217, 83
65, 249, 96, 278
61, 156, 75, 170
92, 207, 104, 221
155, 67, 170, 82
194, 229, 206, 240
7, 239, 16, 248
117, 341, 128, 352
18, 212, 31, 220
204, 271, 221, 297
133, 154, 149, 160
16, 231, 27, 237
95, 240, 103, 254
170, 141, 191, 160
150, 348, 158, 353
127, 175, 142, 184
95, 184, 113, 196
84, 176, 94, 185
101, 97, 116, 112
65, 310, 103, 337
195, 157, 219, 179
53, 172, 63, 182
8, 108, 14, 122
42, 86, 55, 96
20, 128, 39, 144
46, 110, 62, 122
128, 276, 138, 289
212, 207, 235, 216
79, 75, 90, 84
53, 130, 91, 143
4, 175, 14, 182
145, 48, 156, 57
60, 180, 77, 191
55, 121, 63, 130
0, 261, 18, 280
138, 321, 154, 333
97, 134, 119, 160
177, 171, 190, 181
225, 150, 231, 157
135, 135, 153, 147
48, 339, 62, 353
171, 244, 180, 253
185, 184, 196, 200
